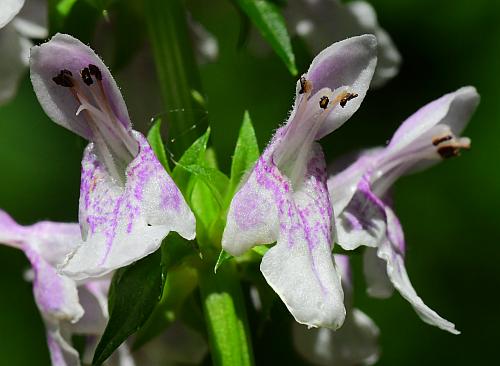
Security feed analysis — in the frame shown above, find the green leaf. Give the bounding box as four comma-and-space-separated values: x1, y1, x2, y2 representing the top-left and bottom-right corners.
234, 0, 297, 75
179, 164, 229, 207
228, 111, 260, 198
92, 250, 164, 365
191, 179, 221, 241
132, 265, 198, 350
147, 117, 171, 173
172, 128, 211, 189
215, 250, 234, 273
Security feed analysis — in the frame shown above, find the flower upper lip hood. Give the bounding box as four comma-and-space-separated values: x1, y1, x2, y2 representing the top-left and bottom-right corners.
222, 35, 377, 329
29, 33, 196, 280
285, 0, 401, 88
328, 86, 480, 334
0, 0, 25, 29
0, 0, 48, 105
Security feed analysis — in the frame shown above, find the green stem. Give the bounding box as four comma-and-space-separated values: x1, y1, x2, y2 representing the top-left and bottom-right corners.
198, 262, 255, 366
144, 0, 207, 160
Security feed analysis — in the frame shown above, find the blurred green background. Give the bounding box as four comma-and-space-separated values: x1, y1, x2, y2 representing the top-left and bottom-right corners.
1, 0, 499, 365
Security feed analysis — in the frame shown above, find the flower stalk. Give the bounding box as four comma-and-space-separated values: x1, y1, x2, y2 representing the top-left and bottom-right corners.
198, 261, 254, 366
145, 1, 254, 364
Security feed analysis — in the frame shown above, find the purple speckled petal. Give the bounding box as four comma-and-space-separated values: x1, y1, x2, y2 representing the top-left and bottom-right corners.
388, 86, 479, 153
306, 34, 377, 139
62, 131, 195, 280
222, 144, 281, 255
0, 210, 121, 364
25, 245, 83, 323
224, 142, 345, 328
260, 144, 346, 328
376, 206, 459, 334
30, 33, 131, 139
334, 174, 387, 250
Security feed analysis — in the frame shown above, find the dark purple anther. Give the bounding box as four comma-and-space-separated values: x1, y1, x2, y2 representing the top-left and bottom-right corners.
88, 64, 102, 81
81, 67, 93, 86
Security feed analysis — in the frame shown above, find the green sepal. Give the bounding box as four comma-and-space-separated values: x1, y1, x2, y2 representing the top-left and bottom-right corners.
228, 111, 260, 199
172, 127, 211, 192
178, 165, 229, 208
147, 117, 171, 173
214, 245, 270, 273
215, 250, 233, 273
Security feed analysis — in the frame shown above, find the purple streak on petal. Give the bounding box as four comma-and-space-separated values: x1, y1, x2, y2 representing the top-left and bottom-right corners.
25, 246, 63, 313
385, 206, 405, 255
343, 174, 386, 234
64, 131, 194, 279
257, 143, 345, 328
343, 211, 363, 231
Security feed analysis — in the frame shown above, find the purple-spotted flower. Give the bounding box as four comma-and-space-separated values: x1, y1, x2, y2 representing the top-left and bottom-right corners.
29, 34, 196, 280
293, 255, 379, 366
0, 0, 47, 104
0, 209, 110, 366
222, 35, 378, 329
285, 0, 401, 87
328, 87, 480, 333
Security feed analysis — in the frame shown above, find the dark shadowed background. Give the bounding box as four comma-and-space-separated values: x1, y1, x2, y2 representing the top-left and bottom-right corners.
0, 0, 498, 365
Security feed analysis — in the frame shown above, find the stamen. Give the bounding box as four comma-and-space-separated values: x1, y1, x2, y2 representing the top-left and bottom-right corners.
432, 135, 453, 146
437, 145, 460, 159
437, 139, 470, 159
52, 70, 74, 88
80, 67, 93, 86
89, 64, 102, 81
51, 64, 138, 184
299, 76, 313, 95
340, 93, 358, 108
319, 96, 329, 109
